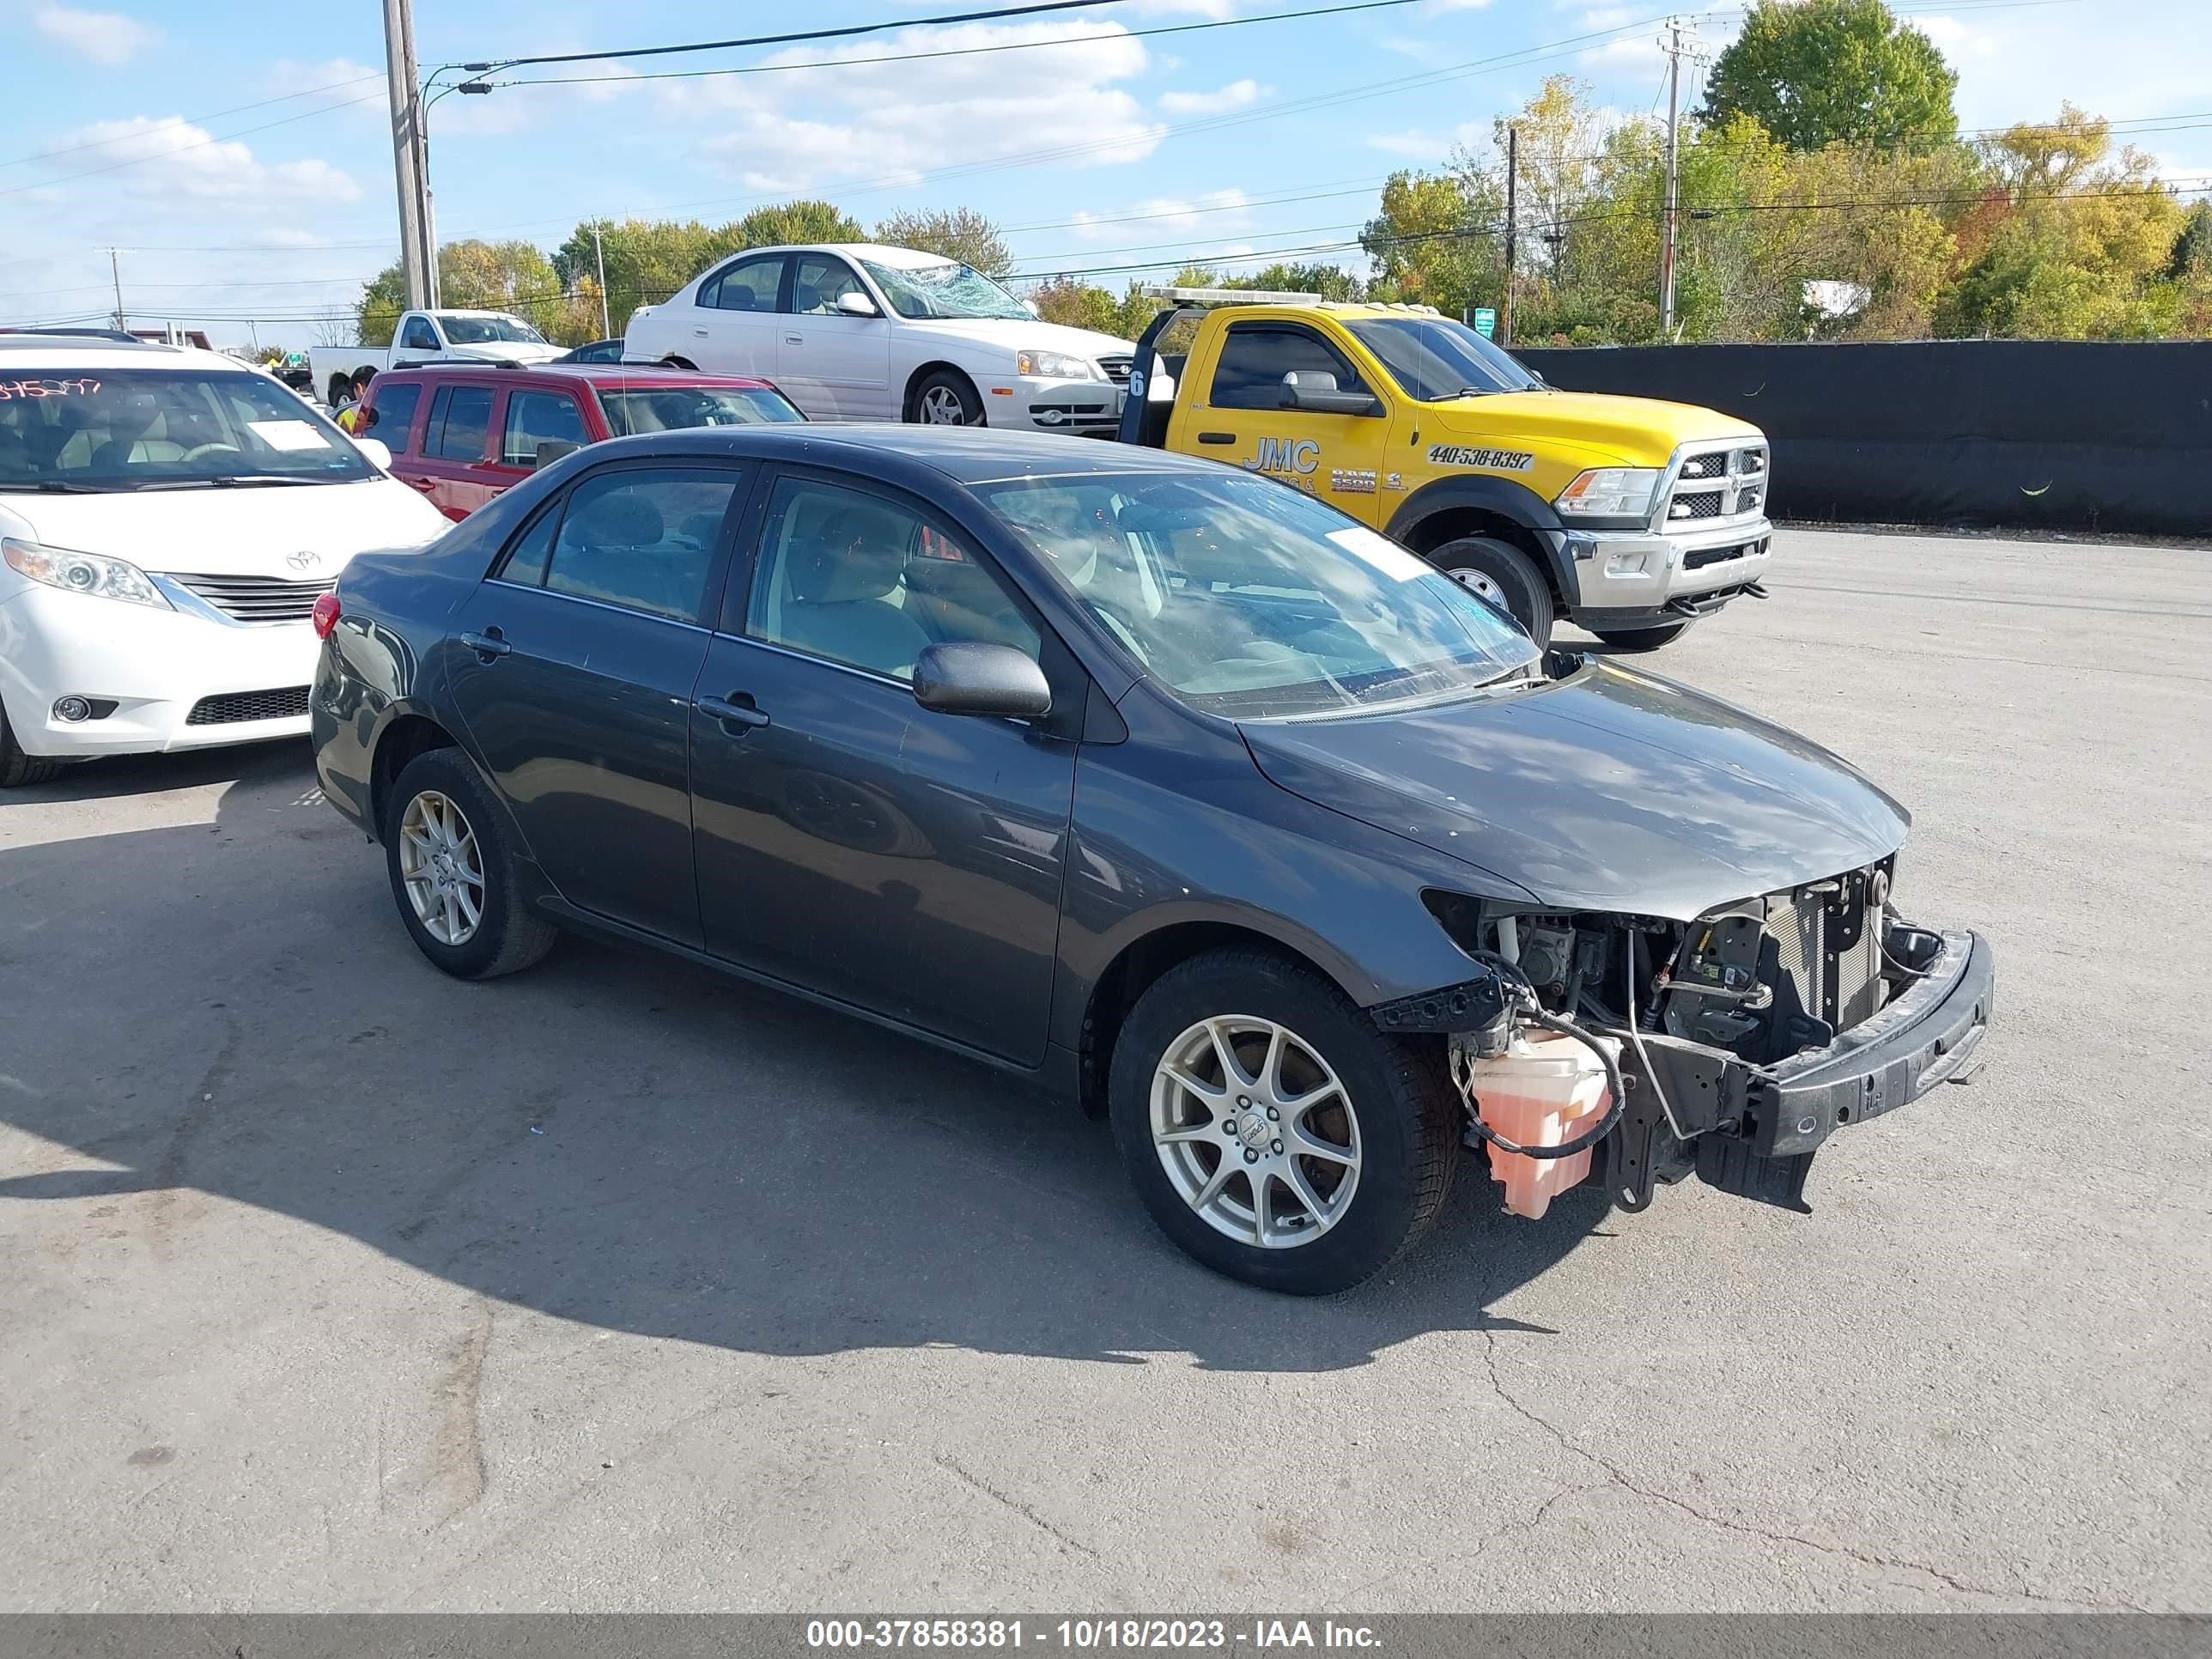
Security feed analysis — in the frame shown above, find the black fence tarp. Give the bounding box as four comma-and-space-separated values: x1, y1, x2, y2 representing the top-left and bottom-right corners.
1511, 340, 2212, 538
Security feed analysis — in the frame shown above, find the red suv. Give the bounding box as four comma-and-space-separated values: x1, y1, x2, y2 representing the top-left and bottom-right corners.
356, 364, 803, 521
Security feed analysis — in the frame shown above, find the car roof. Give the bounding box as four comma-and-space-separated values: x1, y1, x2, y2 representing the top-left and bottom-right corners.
739, 243, 957, 270
0, 335, 263, 374
545, 423, 1229, 486
370, 363, 780, 392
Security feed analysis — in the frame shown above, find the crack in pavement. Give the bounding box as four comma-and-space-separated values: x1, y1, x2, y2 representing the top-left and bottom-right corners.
1476, 1326, 2150, 1611
934, 1454, 1098, 1560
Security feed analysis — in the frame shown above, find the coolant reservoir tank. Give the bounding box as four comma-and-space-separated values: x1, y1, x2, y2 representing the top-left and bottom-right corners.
1468, 1028, 1619, 1219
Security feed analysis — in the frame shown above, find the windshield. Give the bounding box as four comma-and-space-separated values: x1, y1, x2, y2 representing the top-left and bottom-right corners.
0, 367, 374, 490
436, 313, 546, 345
1346, 316, 1538, 401
597, 386, 805, 434
981, 471, 1539, 718
858, 258, 1032, 322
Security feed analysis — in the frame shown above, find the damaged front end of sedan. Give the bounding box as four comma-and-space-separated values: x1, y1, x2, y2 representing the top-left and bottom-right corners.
1372, 859, 1996, 1218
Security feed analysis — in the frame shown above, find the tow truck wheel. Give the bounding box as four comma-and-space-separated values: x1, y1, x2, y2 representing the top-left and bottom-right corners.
1591, 621, 1692, 651
1108, 947, 1457, 1295
1428, 537, 1555, 647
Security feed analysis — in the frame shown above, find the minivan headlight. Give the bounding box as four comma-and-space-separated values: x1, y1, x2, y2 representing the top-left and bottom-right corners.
1555, 468, 1662, 520
2, 538, 172, 609
1017, 349, 1097, 380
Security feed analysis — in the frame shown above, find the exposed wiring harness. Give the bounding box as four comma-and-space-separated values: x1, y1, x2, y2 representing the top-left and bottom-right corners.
1453, 949, 1629, 1162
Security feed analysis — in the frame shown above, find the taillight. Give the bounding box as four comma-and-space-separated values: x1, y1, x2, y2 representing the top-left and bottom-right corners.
312, 592, 342, 641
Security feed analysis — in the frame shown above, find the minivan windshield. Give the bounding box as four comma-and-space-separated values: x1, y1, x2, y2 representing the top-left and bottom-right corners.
0, 367, 375, 490
858, 258, 1033, 322
436, 313, 547, 345
1345, 315, 1539, 401
981, 471, 1539, 718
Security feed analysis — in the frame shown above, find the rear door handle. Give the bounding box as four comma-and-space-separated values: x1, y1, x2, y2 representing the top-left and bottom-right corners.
691, 326, 708, 338
696, 692, 769, 732
1197, 431, 1237, 446
459, 628, 511, 660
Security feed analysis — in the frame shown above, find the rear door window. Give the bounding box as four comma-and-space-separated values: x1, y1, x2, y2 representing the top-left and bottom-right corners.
538, 467, 744, 623
426, 384, 494, 461
367, 381, 423, 452
702, 253, 789, 313
500, 389, 589, 466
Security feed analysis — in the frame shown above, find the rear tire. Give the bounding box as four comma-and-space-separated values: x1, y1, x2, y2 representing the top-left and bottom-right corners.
0, 700, 59, 788
383, 748, 557, 981
325, 372, 353, 410
909, 369, 984, 427
1591, 621, 1692, 651
1108, 947, 1457, 1295
1426, 536, 1555, 647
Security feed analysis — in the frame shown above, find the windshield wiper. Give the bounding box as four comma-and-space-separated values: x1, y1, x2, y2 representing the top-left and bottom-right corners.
0, 478, 105, 493
121, 474, 328, 491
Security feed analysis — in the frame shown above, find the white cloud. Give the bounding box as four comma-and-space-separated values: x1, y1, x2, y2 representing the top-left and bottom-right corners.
35, 117, 359, 204
681, 21, 1165, 191
1158, 78, 1265, 115
32, 5, 157, 65
1067, 188, 1252, 240
1366, 123, 1486, 158
268, 58, 388, 106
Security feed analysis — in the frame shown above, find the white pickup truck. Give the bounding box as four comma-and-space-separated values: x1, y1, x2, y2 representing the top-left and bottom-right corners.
308, 309, 564, 407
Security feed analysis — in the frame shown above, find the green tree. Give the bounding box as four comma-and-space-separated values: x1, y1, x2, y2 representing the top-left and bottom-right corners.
1221, 262, 1364, 300
1358, 169, 1504, 317
1704, 0, 1958, 152
355, 239, 563, 345
874, 207, 1012, 276
553, 219, 750, 337
734, 199, 864, 247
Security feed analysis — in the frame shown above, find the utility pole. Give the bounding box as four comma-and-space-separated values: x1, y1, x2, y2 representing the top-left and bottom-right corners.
382, 0, 435, 310
1658, 15, 1696, 338
592, 223, 611, 337
1502, 125, 1518, 347
106, 248, 126, 331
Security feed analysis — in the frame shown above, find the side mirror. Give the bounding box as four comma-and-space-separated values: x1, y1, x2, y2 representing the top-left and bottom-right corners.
836, 291, 880, 319
1279, 369, 1380, 416
912, 641, 1052, 720
354, 437, 393, 471
532, 439, 580, 470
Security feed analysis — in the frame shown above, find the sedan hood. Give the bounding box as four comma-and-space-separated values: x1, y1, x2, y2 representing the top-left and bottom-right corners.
1241, 661, 1909, 920
901, 318, 1136, 364
3, 477, 447, 578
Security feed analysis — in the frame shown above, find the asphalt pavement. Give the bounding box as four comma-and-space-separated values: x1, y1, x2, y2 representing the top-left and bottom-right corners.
2, 526, 2207, 1613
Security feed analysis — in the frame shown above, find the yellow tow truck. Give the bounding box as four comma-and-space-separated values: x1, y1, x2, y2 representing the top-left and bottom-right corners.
1115, 288, 1773, 649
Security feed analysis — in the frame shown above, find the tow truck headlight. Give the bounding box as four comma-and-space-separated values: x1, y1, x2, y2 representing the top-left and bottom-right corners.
1555, 468, 1662, 520
2, 538, 172, 610
1016, 349, 1097, 381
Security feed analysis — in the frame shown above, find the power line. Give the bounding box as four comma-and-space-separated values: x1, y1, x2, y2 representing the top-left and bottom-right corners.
0, 91, 387, 203
479, 0, 1425, 91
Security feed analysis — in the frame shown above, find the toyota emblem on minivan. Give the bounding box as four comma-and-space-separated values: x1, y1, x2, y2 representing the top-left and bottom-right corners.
286, 550, 321, 572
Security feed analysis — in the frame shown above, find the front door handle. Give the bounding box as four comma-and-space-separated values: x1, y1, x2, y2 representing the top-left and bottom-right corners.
784, 332, 804, 346
459, 628, 511, 660
1196, 431, 1237, 446
405, 476, 439, 492
696, 691, 769, 733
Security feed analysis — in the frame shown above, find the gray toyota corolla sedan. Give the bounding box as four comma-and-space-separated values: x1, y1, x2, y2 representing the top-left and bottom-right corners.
312, 425, 1992, 1295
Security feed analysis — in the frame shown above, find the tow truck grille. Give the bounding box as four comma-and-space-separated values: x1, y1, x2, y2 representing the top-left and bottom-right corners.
1664, 443, 1768, 528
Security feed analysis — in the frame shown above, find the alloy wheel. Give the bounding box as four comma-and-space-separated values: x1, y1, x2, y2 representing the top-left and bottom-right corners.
918, 386, 969, 424
1150, 1016, 1362, 1249
398, 789, 485, 947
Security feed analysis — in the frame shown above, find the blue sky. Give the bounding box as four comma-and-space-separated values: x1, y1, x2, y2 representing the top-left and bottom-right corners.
3, 0, 2207, 348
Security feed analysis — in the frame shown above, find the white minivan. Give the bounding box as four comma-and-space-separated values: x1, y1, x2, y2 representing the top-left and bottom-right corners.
623, 243, 1138, 436
0, 332, 449, 786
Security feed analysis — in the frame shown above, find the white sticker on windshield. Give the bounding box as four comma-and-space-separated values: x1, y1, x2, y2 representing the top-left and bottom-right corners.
247, 418, 331, 452
1327, 526, 1432, 582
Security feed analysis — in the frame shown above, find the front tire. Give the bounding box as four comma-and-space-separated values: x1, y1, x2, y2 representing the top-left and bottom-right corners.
909, 369, 984, 426
383, 748, 557, 980
0, 699, 59, 788
1427, 536, 1555, 647
1590, 621, 1692, 651
1108, 947, 1457, 1295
